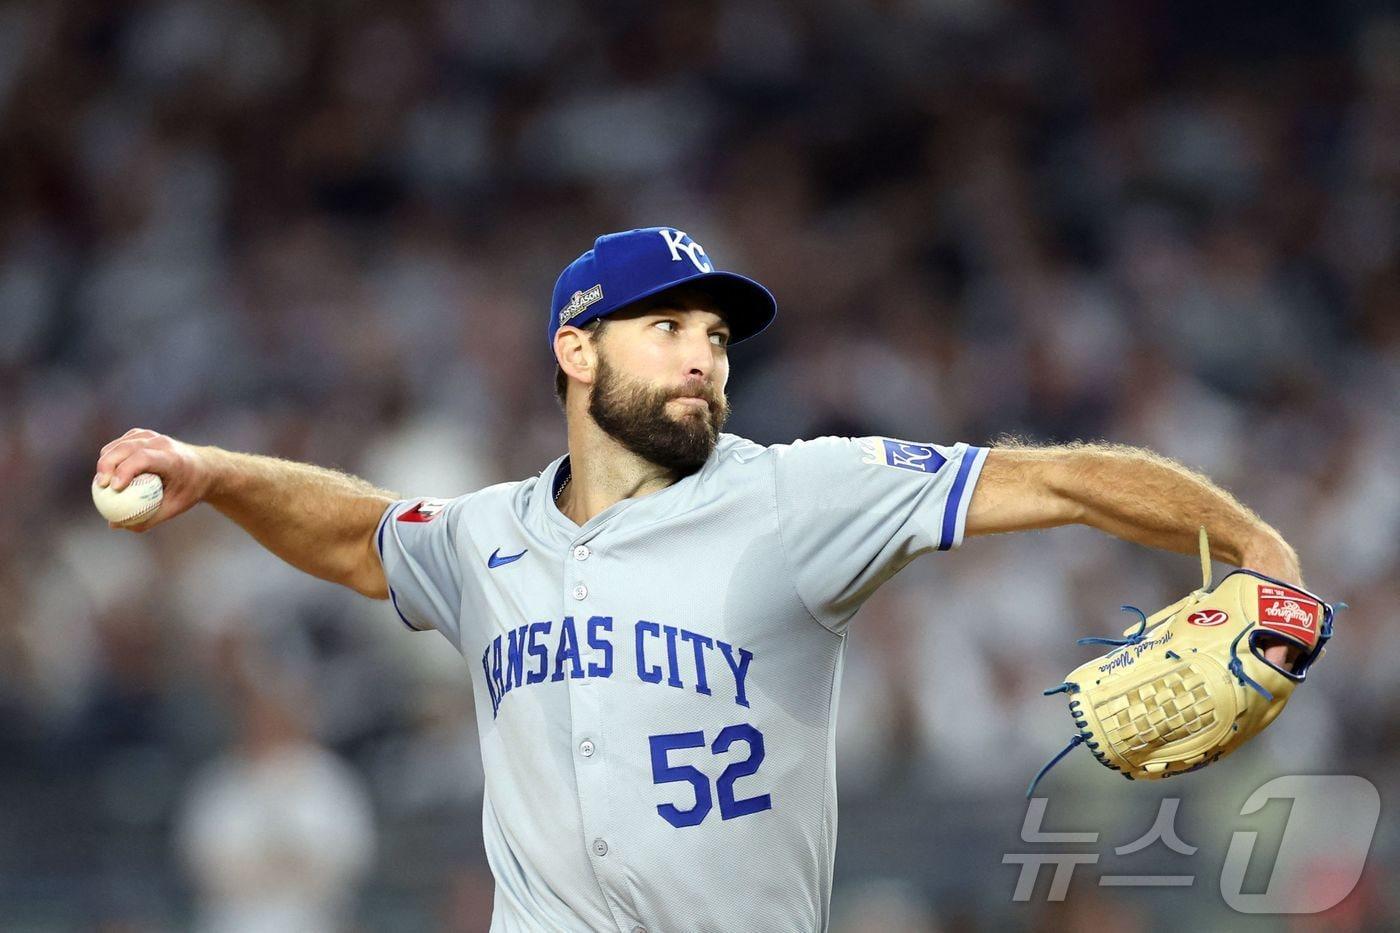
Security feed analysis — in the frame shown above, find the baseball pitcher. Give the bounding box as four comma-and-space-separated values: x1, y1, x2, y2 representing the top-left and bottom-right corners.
95, 227, 1326, 932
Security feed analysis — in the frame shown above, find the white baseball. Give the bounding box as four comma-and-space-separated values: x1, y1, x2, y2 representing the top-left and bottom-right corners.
92, 473, 164, 526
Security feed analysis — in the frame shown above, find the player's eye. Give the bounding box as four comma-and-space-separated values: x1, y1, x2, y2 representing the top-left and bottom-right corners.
653, 320, 677, 333
710, 331, 730, 347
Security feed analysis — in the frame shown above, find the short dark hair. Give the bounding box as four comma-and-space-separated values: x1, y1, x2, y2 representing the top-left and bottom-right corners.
553, 318, 607, 409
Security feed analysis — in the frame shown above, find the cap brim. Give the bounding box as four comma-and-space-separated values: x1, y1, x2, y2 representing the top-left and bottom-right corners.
608, 271, 777, 344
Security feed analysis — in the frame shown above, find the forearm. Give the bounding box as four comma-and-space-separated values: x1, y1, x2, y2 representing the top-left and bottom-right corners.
971, 442, 1301, 581
201, 447, 395, 598
1045, 443, 1299, 580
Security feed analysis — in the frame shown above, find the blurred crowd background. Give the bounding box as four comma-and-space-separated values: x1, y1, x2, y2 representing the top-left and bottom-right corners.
1, 0, 1397, 930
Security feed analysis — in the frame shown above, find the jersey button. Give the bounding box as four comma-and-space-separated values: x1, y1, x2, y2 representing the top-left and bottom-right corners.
633, 927, 647, 933
572, 584, 588, 600
573, 544, 590, 561
579, 739, 595, 757
592, 838, 608, 857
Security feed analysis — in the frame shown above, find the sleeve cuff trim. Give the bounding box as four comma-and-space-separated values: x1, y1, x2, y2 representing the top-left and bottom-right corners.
939, 445, 988, 551
376, 502, 427, 632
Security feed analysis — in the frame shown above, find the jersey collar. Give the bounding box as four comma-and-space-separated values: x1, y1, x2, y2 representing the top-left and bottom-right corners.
540, 435, 741, 537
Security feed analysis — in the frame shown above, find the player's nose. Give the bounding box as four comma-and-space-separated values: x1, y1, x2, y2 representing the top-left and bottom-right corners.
674, 372, 712, 399
678, 328, 717, 378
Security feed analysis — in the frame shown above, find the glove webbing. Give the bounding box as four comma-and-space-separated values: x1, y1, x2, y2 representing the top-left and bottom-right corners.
1026, 528, 1238, 798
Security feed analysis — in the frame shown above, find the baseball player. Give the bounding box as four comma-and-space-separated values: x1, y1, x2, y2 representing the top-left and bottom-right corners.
95, 227, 1307, 931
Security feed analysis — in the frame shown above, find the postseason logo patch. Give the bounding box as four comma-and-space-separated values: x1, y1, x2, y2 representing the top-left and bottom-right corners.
1257, 584, 1322, 648
860, 438, 949, 475
398, 499, 448, 523
558, 284, 603, 326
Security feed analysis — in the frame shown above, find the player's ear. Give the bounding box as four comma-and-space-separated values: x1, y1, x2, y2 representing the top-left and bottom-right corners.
555, 325, 597, 389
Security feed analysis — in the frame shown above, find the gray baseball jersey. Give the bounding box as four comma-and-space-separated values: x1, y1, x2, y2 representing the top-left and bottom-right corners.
376, 433, 988, 932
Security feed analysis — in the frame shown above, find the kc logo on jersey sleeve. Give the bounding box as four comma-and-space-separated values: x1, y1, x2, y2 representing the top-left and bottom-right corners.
860, 437, 950, 475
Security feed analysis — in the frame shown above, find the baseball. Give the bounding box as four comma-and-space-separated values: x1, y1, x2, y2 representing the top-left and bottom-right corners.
92, 473, 163, 526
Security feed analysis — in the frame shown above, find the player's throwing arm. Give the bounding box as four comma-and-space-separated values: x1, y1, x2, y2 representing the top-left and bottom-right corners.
965, 441, 1301, 583
93, 428, 394, 598
966, 441, 1336, 792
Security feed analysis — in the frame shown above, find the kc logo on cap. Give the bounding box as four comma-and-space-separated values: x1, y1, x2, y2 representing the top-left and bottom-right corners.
658, 229, 713, 273
548, 226, 778, 352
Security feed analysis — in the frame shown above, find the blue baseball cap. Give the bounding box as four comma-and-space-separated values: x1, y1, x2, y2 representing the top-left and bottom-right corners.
549, 227, 777, 351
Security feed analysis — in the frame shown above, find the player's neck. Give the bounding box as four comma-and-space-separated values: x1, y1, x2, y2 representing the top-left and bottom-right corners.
558, 414, 681, 524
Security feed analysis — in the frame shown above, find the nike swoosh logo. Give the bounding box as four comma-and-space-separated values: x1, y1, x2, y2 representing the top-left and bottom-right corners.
487, 547, 528, 569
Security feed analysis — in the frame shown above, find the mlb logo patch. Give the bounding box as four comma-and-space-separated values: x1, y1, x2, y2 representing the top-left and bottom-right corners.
862, 438, 949, 475
398, 499, 448, 523
1257, 584, 1321, 648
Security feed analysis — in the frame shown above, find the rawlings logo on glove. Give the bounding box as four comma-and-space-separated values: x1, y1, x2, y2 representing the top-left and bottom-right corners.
1028, 528, 1338, 797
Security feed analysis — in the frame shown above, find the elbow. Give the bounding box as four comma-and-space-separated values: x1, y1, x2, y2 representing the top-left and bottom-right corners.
353, 577, 391, 601
348, 571, 389, 599
345, 538, 390, 599
347, 564, 390, 600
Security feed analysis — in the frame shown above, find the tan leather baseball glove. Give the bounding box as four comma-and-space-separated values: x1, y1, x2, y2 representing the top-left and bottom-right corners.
1028, 529, 1336, 796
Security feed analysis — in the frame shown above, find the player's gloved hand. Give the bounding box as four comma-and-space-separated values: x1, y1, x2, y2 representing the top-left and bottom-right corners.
94, 428, 210, 532
1238, 540, 1306, 670
1028, 528, 1337, 796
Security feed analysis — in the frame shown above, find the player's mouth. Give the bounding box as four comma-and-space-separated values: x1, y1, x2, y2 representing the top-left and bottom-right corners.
670, 396, 709, 409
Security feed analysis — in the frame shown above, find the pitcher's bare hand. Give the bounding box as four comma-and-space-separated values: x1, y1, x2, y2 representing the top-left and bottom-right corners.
94, 429, 210, 531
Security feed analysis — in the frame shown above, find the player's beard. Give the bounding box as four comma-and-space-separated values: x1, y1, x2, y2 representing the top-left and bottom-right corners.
588, 352, 730, 474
